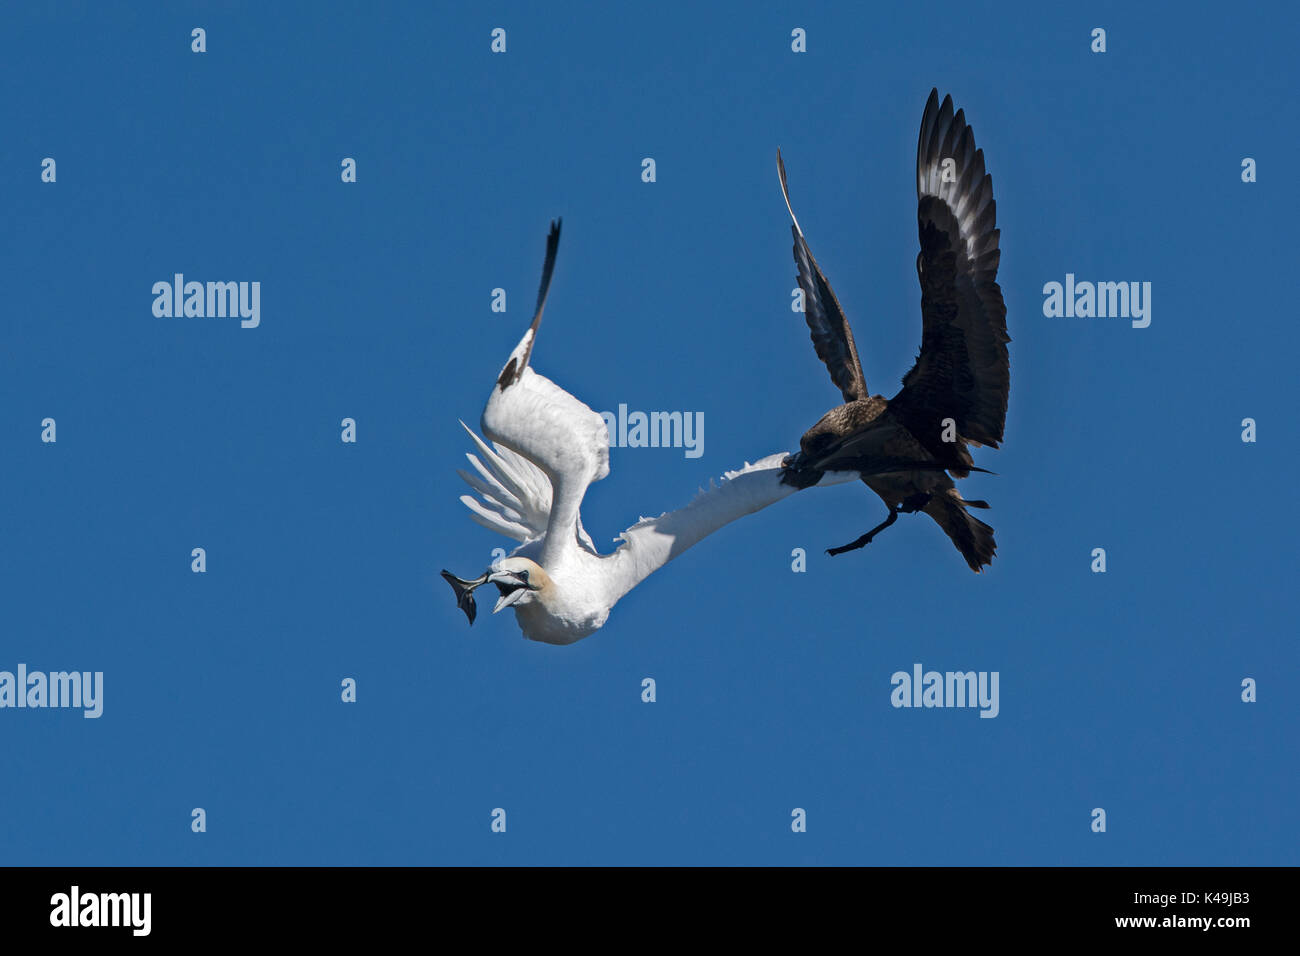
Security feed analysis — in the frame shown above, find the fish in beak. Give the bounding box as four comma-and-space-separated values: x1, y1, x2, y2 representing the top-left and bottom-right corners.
441, 569, 488, 624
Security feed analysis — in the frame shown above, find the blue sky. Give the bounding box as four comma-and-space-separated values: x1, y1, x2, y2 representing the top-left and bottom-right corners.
0, 0, 1295, 865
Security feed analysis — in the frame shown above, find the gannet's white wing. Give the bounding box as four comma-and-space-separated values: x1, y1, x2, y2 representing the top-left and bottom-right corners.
475, 220, 611, 569
604, 454, 861, 603
456, 421, 551, 541
456, 420, 598, 554
481, 366, 608, 567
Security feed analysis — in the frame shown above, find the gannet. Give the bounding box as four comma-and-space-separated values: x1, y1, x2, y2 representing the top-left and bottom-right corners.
441, 220, 870, 645
778, 89, 1011, 571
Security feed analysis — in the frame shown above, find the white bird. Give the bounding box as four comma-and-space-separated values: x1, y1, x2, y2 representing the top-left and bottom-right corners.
441, 219, 864, 645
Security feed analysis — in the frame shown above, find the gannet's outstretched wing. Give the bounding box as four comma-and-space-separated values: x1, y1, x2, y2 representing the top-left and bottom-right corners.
462, 220, 605, 563
456, 421, 550, 542
456, 421, 597, 555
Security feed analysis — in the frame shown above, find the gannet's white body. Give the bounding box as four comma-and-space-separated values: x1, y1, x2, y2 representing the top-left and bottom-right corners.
442, 220, 857, 645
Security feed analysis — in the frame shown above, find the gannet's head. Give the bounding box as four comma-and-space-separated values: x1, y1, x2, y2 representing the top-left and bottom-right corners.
487, 556, 550, 615
441, 557, 549, 626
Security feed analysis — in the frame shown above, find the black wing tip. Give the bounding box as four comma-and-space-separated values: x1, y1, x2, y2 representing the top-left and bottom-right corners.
776, 148, 801, 232
494, 359, 517, 391
507, 216, 564, 383
919, 88, 942, 129
535, 218, 562, 312
919, 90, 965, 160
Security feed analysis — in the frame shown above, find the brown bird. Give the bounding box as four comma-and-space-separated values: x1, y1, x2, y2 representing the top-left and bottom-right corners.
778, 89, 1010, 572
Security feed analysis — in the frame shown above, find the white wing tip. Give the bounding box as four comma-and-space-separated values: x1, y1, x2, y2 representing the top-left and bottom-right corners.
721, 452, 787, 481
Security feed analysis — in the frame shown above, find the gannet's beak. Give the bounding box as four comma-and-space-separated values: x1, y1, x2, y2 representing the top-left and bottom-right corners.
493, 587, 528, 614
487, 569, 540, 614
